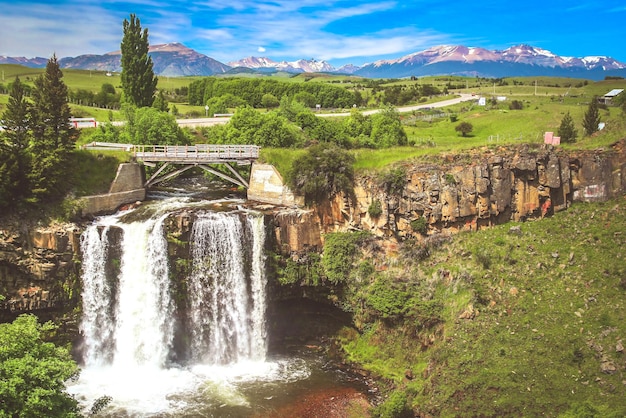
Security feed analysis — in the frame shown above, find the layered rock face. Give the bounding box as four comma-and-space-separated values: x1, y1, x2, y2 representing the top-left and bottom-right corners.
0, 223, 82, 319
273, 142, 626, 252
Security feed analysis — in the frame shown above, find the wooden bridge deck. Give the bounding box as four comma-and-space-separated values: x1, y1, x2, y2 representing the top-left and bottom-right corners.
82, 142, 260, 189
132, 144, 260, 164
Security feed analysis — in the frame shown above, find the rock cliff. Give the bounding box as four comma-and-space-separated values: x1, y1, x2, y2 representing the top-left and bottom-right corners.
0, 221, 82, 320
272, 141, 626, 254
1, 141, 624, 317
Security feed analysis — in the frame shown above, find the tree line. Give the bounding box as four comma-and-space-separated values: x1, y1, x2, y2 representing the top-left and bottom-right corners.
188, 77, 361, 110
0, 56, 78, 211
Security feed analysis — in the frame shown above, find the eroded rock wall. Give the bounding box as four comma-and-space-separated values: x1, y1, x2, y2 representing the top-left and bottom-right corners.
272, 142, 626, 253
0, 222, 83, 320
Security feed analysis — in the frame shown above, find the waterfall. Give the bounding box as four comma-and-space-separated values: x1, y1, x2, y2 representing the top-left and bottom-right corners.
186, 212, 267, 364
111, 214, 175, 369
78, 209, 267, 368
79, 224, 115, 366
73, 206, 273, 415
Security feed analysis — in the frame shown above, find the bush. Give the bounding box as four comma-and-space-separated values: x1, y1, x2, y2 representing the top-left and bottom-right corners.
322, 231, 370, 284
372, 390, 413, 418
509, 100, 524, 110
287, 143, 355, 206
410, 217, 428, 234
368, 199, 383, 218
378, 166, 407, 196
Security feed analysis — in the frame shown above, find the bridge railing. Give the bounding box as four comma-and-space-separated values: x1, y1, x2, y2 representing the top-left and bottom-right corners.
133, 144, 260, 160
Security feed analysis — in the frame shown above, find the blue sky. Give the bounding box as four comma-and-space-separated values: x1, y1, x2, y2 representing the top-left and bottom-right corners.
1, 0, 625, 67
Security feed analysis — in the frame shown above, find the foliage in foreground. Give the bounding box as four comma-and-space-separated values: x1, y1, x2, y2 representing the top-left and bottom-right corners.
0, 314, 80, 417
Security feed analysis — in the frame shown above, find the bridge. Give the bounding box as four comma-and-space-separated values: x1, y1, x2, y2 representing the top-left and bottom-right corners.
83, 142, 260, 189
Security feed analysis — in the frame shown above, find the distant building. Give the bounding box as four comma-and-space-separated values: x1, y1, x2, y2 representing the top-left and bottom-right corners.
599, 89, 624, 105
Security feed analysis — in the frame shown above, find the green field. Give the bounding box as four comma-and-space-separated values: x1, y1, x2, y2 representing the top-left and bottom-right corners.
2, 63, 625, 161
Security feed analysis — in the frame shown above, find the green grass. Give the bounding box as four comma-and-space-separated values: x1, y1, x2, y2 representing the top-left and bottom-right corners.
2, 65, 625, 168
70, 149, 131, 196
338, 199, 626, 417
258, 147, 307, 180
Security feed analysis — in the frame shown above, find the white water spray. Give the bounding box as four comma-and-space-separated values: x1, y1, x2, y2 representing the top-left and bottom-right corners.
71, 206, 280, 416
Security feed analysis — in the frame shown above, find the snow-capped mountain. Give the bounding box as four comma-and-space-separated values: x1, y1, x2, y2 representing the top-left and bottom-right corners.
1, 43, 625, 79
355, 44, 626, 79
228, 57, 334, 73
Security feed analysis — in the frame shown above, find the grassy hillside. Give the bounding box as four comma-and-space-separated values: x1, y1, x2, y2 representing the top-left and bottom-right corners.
338, 198, 626, 417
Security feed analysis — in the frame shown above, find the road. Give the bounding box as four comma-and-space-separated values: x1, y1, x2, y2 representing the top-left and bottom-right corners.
318, 93, 476, 118
94, 94, 477, 129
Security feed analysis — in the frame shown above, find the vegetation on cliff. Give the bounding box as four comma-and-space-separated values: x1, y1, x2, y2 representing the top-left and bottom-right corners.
277, 198, 626, 417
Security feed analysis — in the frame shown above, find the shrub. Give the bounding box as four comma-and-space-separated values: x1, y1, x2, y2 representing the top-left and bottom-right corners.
372, 390, 413, 418
378, 166, 407, 196
368, 199, 383, 218
410, 217, 428, 234
509, 100, 524, 110
322, 231, 371, 284
287, 143, 355, 206
444, 173, 457, 185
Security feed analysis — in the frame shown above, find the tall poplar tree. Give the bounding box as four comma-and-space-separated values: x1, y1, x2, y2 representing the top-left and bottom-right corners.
0, 76, 32, 208
29, 54, 78, 202
120, 14, 158, 108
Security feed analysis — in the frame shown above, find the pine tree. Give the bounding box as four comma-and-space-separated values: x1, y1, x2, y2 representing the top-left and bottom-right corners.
557, 111, 577, 143
120, 14, 158, 108
582, 97, 601, 136
0, 76, 32, 208
29, 55, 78, 202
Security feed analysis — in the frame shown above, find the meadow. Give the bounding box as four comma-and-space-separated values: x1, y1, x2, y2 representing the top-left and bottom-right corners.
2, 63, 625, 168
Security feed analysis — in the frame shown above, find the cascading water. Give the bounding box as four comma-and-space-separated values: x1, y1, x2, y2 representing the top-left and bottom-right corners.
186, 212, 267, 364
67, 202, 306, 416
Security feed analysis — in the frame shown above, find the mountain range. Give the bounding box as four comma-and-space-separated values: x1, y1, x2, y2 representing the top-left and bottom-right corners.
2, 43, 625, 80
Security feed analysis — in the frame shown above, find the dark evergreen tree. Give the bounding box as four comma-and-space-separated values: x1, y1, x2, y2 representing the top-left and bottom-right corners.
29, 54, 78, 203
582, 97, 601, 136
0, 76, 32, 208
120, 14, 158, 108
557, 111, 577, 143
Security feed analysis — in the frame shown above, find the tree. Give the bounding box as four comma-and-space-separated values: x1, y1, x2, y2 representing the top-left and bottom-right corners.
123, 106, 189, 145
370, 105, 407, 148
261, 93, 279, 109
29, 55, 78, 202
455, 121, 473, 137
0, 76, 32, 207
120, 14, 158, 107
557, 111, 578, 143
582, 97, 601, 136
0, 314, 80, 417
287, 143, 355, 206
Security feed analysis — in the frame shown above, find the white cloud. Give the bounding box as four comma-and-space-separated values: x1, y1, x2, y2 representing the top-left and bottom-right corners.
0, 2, 122, 57
258, 47, 266, 53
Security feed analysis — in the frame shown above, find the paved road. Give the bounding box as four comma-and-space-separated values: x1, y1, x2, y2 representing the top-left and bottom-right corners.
318, 93, 476, 118
94, 94, 476, 129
